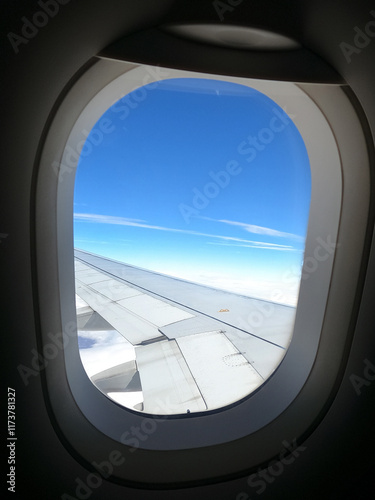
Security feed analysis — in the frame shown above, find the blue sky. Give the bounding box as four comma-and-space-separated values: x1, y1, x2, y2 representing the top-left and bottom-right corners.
74, 77, 311, 305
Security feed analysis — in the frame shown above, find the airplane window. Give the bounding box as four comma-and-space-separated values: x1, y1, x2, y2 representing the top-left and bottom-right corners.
73, 77, 311, 415
36, 56, 368, 469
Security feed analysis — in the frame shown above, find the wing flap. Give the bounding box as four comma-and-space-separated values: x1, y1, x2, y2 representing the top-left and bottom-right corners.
176, 331, 264, 409
135, 340, 207, 414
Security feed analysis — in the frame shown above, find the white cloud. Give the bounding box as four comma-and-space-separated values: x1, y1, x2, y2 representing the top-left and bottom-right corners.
200, 216, 305, 242
75, 239, 110, 245
78, 328, 135, 377
78, 328, 128, 347
74, 213, 146, 225
74, 212, 301, 251
206, 241, 299, 252
153, 267, 300, 306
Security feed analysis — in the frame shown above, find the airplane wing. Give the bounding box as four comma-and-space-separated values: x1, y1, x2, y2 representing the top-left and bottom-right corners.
74, 249, 296, 415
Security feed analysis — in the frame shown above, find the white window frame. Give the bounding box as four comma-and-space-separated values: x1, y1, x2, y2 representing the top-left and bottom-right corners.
34, 57, 370, 484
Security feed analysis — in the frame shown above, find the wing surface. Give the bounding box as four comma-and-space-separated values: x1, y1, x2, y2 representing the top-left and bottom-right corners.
75, 249, 295, 414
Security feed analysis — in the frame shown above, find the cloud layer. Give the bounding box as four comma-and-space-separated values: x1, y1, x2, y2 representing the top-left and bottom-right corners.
74, 212, 303, 252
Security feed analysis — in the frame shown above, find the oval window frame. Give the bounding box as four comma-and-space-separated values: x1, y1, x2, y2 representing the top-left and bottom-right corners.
34, 57, 370, 484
